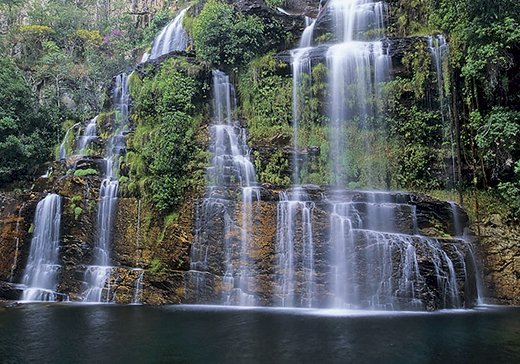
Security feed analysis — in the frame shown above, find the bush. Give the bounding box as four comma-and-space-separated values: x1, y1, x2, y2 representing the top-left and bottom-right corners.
475, 107, 520, 182
192, 0, 265, 67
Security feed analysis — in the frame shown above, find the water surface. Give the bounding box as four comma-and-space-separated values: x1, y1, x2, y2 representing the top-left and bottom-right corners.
1, 304, 519, 363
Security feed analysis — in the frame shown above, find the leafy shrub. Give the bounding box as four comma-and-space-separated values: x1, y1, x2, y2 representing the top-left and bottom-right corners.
497, 161, 520, 221
192, 0, 265, 67
474, 107, 520, 182
73, 206, 83, 220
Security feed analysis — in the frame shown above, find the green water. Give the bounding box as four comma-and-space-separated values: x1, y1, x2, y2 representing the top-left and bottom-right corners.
1, 304, 519, 363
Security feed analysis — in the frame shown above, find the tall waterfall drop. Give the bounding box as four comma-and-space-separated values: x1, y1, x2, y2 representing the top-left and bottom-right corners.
21, 194, 65, 301
272, 0, 482, 310
428, 34, 457, 187
149, 8, 189, 60
83, 73, 130, 302
187, 70, 260, 306
326, 0, 390, 187
274, 16, 318, 308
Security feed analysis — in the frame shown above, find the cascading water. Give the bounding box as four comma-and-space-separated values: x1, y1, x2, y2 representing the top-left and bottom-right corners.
301, 16, 316, 48
428, 35, 457, 187
75, 116, 98, 156
131, 269, 144, 304
83, 73, 130, 302
271, 0, 482, 310
276, 189, 316, 307
58, 123, 80, 160
149, 8, 188, 60
187, 70, 260, 306
327, 0, 390, 187
21, 194, 65, 301
326, 191, 470, 309
274, 17, 318, 307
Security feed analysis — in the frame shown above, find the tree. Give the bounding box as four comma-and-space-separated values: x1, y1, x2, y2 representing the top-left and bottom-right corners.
0, 58, 59, 186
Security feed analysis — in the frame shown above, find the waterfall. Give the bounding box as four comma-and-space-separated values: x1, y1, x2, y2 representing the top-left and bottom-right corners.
58, 123, 80, 160
9, 203, 24, 282
330, 191, 478, 310
21, 194, 65, 302
327, 0, 390, 187
273, 17, 318, 308
300, 16, 316, 48
187, 70, 259, 306
270, 0, 481, 310
149, 8, 189, 60
428, 35, 457, 187
75, 117, 98, 156
276, 189, 315, 307
83, 73, 130, 302
131, 269, 144, 304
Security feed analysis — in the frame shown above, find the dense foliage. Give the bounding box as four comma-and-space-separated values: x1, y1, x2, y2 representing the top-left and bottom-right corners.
0, 0, 518, 221
123, 59, 208, 212
0, 57, 60, 185
432, 0, 520, 217
0, 0, 185, 188
386, 0, 520, 218
192, 0, 265, 68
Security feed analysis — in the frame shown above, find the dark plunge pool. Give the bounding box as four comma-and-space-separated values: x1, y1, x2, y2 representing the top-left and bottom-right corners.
1, 304, 519, 363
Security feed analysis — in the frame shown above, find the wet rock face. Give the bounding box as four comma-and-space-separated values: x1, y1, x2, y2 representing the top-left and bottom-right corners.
283, 0, 322, 17
184, 187, 479, 310
0, 169, 200, 304
111, 196, 196, 304
477, 215, 520, 305
0, 282, 23, 300
0, 176, 510, 309
0, 192, 39, 283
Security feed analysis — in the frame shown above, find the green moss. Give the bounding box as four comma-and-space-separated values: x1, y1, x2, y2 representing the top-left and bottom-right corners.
164, 212, 179, 227
149, 259, 163, 273
401, 43, 433, 100
55, 120, 78, 160
87, 200, 96, 213
238, 53, 292, 145
182, 10, 195, 35
96, 112, 115, 141
128, 71, 143, 98
389, 0, 436, 37
68, 194, 86, 220
70, 195, 82, 205
315, 33, 333, 44
265, 0, 286, 7
73, 168, 98, 177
